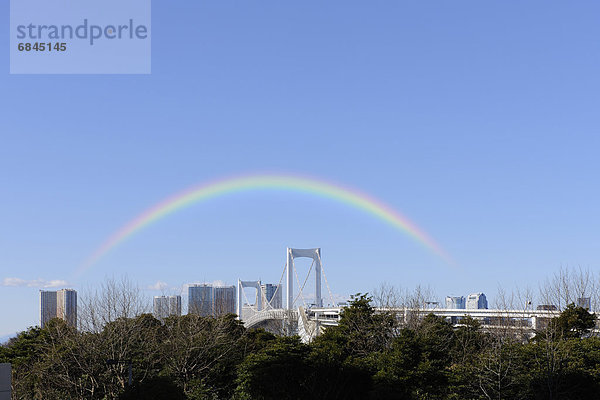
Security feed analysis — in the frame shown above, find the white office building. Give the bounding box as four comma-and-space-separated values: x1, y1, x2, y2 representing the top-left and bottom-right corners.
445, 296, 466, 309
466, 292, 488, 309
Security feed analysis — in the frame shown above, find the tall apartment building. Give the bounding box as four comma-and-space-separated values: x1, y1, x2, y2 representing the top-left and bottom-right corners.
57, 289, 77, 328
214, 286, 236, 315
466, 292, 488, 309
261, 283, 282, 309
40, 290, 57, 328
40, 289, 77, 328
188, 284, 236, 316
153, 295, 182, 319
445, 296, 466, 309
188, 284, 214, 316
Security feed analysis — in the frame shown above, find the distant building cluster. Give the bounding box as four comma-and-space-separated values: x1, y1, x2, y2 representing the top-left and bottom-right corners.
39, 289, 77, 328
537, 297, 590, 311
153, 295, 182, 319
445, 293, 592, 313
445, 292, 488, 310
188, 284, 236, 317
151, 281, 283, 320
37, 280, 282, 327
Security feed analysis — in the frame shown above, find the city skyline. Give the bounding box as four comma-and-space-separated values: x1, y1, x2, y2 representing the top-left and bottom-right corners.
23, 267, 600, 344
33, 276, 499, 331
9, 256, 600, 338
2, 1, 600, 336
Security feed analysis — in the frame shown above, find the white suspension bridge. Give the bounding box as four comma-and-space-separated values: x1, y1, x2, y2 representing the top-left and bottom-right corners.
237, 248, 562, 343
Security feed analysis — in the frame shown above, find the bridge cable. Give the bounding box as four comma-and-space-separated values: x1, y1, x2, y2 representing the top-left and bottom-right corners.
241, 285, 258, 313
291, 256, 308, 307
293, 257, 315, 306
263, 263, 287, 310
317, 251, 336, 307
243, 264, 287, 314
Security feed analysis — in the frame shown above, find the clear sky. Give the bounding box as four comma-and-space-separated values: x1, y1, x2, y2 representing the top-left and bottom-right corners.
1, 1, 600, 336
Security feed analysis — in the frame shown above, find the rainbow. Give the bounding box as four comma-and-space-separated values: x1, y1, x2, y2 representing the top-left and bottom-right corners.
77, 174, 453, 276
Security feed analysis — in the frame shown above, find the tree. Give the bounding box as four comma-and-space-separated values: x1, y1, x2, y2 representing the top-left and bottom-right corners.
235, 336, 311, 400
79, 276, 149, 333
450, 316, 484, 365
161, 313, 245, 398
333, 293, 396, 356
525, 304, 599, 399
538, 266, 597, 312
118, 376, 186, 400
550, 303, 595, 339
0, 326, 49, 399
475, 336, 528, 400
412, 314, 455, 399
307, 329, 372, 399
447, 317, 485, 399
370, 314, 456, 400
370, 328, 421, 399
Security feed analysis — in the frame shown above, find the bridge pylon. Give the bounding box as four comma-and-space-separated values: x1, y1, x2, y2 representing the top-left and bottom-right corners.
286, 247, 322, 310
236, 280, 263, 319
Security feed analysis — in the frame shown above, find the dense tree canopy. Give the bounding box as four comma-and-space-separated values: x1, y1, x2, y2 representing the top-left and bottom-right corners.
1, 297, 599, 399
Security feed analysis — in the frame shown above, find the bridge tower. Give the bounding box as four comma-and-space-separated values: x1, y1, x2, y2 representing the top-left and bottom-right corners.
236, 280, 263, 318
286, 248, 322, 310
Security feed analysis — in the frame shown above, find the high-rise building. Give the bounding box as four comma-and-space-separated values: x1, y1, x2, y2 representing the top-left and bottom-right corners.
153, 295, 182, 319
466, 293, 488, 309
577, 297, 591, 310
261, 283, 282, 309
188, 284, 236, 316
214, 286, 236, 315
57, 289, 77, 328
40, 290, 57, 328
188, 284, 214, 316
40, 289, 77, 328
445, 296, 466, 309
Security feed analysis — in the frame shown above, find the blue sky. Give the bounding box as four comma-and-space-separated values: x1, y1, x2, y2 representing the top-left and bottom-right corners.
1, 1, 600, 335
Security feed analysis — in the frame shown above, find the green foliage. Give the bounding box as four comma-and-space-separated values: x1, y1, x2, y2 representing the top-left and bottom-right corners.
523, 338, 600, 399
371, 315, 456, 400
371, 328, 421, 399
334, 293, 396, 356
235, 336, 311, 400
550, 303, 596, 339
3, 295, 600, 400
0, 325, 45, 366
118, 376, 186, 400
